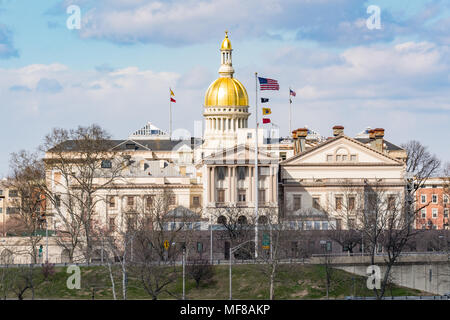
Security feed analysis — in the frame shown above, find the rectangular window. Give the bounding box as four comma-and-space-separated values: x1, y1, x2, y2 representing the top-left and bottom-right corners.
432, 208, 438, 218
192, 196, 200, 207
109, 217, 115, 231
0, 190, 3, 196
368, 194, 377, 211
326, 155, 332, 162
280, 152, 287, 161
217, 167, 226, 180
444, 195, 448, 204
348, 196, 355, 211
101, 160, 112, 168
421, 208, 426, 218
336, 155, 341, 162
314, 221, 321, 230
127, 196, 134, 206
0, 208, 2, 214
313, 197, 320, 210
350, 155, 357, 161
146, 196, 154, 209
335, 197, 343, 211
421, 195, 426, 204
432, 194, 438, 204
322, 221, 328, 230
293, 195, 301, 210
342, 155, 347, 161
238, 190, 246, 203
444, 209, 449, 218
6, 207, 19, 214
108, 196, 115, 208
197, 242, 203, 253
247, 132, 252, 139
217, 189, 225, 203
387, 196, 396, 211
305, 221, 312, 230
9, 190, 18, 197
258, 189, 266, 205
237, 167, 246, 180
169, 195, 176, 206
55, 195, 61, 208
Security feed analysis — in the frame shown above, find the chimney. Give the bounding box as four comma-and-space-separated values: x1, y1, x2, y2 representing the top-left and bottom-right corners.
297, 128, 308, 153
373, 128, 385, 152
332, 125, 344, 137
292, 130, 298, 154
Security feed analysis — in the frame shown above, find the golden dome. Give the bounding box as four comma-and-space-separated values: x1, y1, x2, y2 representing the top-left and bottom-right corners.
221, 31, 232, 50
204, 77, 248, 107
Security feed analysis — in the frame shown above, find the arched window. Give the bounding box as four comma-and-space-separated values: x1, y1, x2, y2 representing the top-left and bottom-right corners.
238, 215, 248, 224
217, 215, 227, 224
0, 249, 13, 264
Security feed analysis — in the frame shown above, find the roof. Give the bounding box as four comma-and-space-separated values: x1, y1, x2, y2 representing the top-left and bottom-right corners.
354, 138, 403, 151
48, 138, 203, 153
280, 135, 404, 165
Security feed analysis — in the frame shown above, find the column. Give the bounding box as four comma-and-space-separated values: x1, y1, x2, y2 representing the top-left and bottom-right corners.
227, 166, 232, 202
272, 166, 277, 203
232, 167, 236, 203
207, 167, 211, 203
210, 167, 215, 203
249, 166, 253, 203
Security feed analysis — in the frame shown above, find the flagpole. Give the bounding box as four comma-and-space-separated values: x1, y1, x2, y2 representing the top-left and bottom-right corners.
254, 72, 259, 259
289, 87, 292, 136
169, 88, 172, 138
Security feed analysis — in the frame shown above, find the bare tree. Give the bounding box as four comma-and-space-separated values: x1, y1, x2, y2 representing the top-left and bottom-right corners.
42, 124, 127, 263
6, 150, 46, 264
360, 182, 421, 299
255, 208, 287, 300
131, 190, 194, 300
402, 140, 441, 191
186, 259, 214, 288
325, 179, 363, 255
213, 206, 256, 260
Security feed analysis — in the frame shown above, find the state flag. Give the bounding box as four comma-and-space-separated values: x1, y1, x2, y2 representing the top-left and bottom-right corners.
262, 108, 271, 115
261, 98, 269, 103
262, 118, 271, 124
290, 89, 296, 97
171, 97, 176, 103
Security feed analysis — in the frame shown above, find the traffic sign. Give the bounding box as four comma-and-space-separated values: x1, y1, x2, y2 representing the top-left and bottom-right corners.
163, 240, 170, 250
262, 233, 270, 250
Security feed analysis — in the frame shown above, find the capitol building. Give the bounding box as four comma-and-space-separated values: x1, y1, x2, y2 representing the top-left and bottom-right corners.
1, 33, 409, 263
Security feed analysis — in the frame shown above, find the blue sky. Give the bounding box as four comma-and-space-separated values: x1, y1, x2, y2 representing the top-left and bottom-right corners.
0, 0, 449, 176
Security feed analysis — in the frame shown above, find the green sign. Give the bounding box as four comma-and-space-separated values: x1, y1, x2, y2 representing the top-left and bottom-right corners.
262, 233, 270, 250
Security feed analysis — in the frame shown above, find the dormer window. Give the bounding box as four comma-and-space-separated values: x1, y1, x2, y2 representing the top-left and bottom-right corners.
101, 160, 112, 168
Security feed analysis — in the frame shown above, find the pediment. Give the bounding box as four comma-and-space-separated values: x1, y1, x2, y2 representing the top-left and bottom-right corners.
282, 136, 402, 166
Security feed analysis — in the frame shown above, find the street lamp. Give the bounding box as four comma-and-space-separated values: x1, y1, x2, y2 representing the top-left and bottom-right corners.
229, 240, 253, 300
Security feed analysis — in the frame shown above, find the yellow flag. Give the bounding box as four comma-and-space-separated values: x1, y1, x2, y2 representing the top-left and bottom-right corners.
170, 89, 175, 97
262, 108, 271, 115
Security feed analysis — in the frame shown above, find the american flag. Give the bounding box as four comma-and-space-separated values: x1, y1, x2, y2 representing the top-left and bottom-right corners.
258, 77, 279, 90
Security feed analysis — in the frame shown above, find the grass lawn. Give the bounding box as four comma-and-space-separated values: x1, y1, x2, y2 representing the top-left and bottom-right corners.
0, 264, 428, 300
